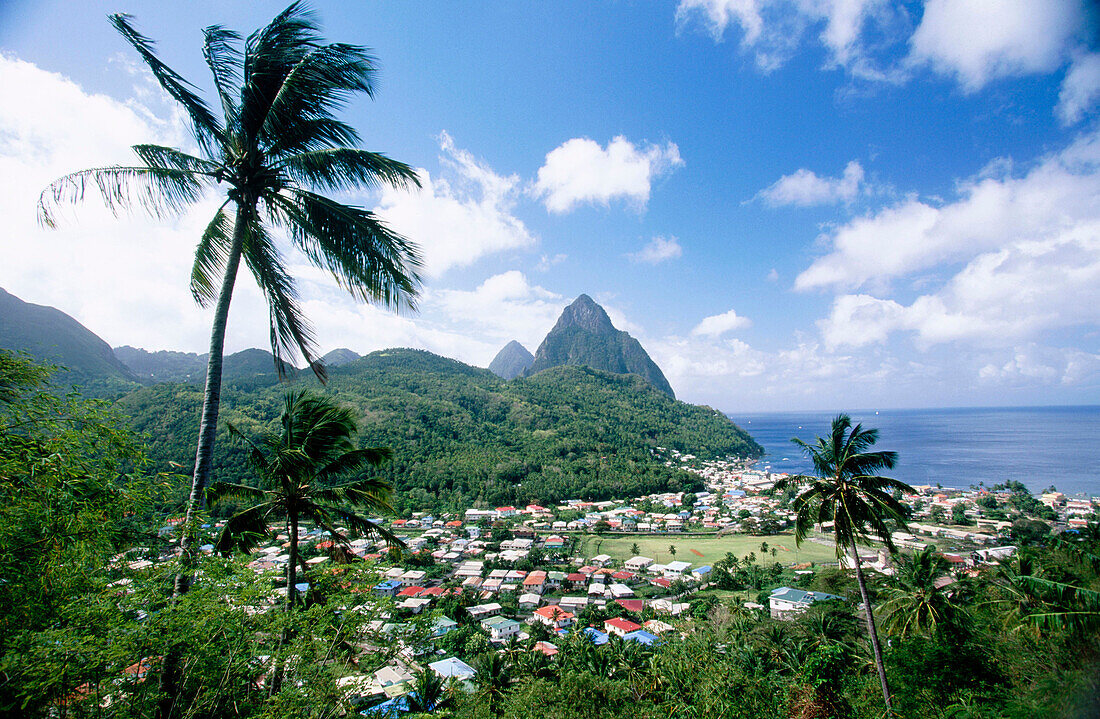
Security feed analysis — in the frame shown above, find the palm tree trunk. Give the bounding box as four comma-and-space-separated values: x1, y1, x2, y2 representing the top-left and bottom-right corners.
850, 537, 892, 712
173, 205, 248, 597
287, 510, 299, 612
156, 207, 246, 719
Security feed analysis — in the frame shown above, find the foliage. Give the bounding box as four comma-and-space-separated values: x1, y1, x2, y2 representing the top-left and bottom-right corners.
118, 349, 760, 511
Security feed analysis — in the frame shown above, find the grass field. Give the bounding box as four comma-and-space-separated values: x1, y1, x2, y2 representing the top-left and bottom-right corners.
573, 533, 841, 567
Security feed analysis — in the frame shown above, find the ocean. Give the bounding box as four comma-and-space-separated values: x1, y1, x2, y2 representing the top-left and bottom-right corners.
729, 406, 1100, 497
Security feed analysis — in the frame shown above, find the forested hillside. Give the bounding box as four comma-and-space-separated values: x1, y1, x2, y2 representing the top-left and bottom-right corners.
116, 348, 761, 512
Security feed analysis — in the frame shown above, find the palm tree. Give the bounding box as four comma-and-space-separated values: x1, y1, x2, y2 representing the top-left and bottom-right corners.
37, 3, 422, 600
879, 546, 967, 638
208, 390, 403, 611
777, 413, 914, 713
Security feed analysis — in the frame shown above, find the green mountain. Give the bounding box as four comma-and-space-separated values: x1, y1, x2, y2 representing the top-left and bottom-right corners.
527, 294, 675, 398
116, 347, 761, 512
321, 347, 361, 366
0, 287, 137, 387
113, 346, 295, 386
488, 340, 534, 379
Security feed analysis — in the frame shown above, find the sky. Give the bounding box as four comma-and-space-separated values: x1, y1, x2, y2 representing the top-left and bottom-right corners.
1, 0, 1099, 412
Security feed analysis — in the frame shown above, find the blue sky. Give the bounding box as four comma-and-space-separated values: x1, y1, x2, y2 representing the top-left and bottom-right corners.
1, 1, 1099, 411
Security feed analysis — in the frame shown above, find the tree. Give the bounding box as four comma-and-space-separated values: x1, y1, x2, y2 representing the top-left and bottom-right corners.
668, 545, 677, 559
879, 546, 965, 638
631, 542, 641, 556
208, 390, 402, 612
778, 414, 914, 712
38, 3, 422, 602
952, 503, 973, 526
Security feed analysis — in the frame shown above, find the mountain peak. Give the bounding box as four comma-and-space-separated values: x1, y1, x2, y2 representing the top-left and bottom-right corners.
527, 294, 675, 397
488, 340, 534, 379
553, 294, 615, 334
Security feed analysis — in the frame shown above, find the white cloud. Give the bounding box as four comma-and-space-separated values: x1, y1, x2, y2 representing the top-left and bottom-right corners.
1058, 52, 1100, 125
691, 308, 752, 336
536, 253, 568, 272
758, 160, 865, 206
375, 131, 536, 277
532, 136, 683, 213
796, 130, 1100, 292
978, 345, 1100, 386
675, 0, 906, 79
433, 271, 563, 357
908, 0, 1082, 91
628, 236, 683, 264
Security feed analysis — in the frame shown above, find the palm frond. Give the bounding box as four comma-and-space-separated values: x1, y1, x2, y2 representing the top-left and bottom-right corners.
259, 43, 377, 154
315, 447, 393, 483
240, 2, 321, 143
314, 472, 395, 511
109, 13, 224, 155
191, 202, 233, 306
131, 145, 220, 174
277, 148, 420, 193
310, 502, 406, 551
202, 25, 243, 127
239, 221, 323, 380
225, 420, 273, 476
269, 189, 422, 312
262, 116, 362, 158
207, 481, 267, 506
215, 501, 277, 555
37, 166, 205, 229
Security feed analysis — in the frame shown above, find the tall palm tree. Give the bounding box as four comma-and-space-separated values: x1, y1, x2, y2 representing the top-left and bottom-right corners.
37, 3, 422, 599
208, 389, 403, 612
777, 413, 914, 713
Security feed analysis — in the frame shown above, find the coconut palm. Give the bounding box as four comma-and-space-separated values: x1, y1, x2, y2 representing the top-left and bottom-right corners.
879, 546, 967, 638
207, 390, 403, 611
37, 3, 422, 599
777, 413, 914, 713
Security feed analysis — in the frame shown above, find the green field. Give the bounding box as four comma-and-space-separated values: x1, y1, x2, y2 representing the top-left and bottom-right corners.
573, 532, 841, 567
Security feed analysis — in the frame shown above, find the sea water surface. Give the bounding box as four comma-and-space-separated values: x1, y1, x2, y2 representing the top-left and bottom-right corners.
730, 406, 1100, 497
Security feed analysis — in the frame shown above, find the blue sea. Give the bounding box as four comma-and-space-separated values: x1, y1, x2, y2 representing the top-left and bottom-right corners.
730, 406, 1100, 497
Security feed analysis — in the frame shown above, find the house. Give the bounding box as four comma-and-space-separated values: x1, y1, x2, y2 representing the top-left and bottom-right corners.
608, 583, 634, 599
583, 627, 610, 645
558, 596, 589, 612
429, 656, 477, 683
533, 641, 559, 657
397, 596, 432, 614
468, 602, 503, 620
518, 593, 541, 610
533, 605, 575, 629
399, 570, 427, 587
482, 615, 522, 642
591, 554, 614, 567
373, 579, 402, 597
615, 599, 644, 614
604, 617, 642, 638
431, 617, 458, 637
769, 587, 844, 620
663, 561, 692, 578
691, 566, 712, 580
625, 556, 654, 572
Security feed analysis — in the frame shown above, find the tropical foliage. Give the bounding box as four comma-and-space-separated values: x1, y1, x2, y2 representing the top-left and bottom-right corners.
778, 414, 915, 712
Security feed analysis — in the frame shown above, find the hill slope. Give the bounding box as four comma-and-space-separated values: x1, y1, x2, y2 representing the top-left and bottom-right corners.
527, 295, 675, 397
116, 348, 761, 512
0, 287, 136, 386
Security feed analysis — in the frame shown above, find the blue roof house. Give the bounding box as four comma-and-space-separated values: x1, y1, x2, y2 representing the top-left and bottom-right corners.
769, 586, 844, 620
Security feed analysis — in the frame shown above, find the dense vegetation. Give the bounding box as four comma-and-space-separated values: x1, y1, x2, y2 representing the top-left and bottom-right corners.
4, 351, 1100, 719
116, 348, 761, 513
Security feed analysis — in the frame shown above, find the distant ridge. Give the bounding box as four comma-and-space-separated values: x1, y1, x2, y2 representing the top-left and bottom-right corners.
488, 340, 534, 379
322, 348, 360, 367
526, 294, 675, 397
114, 345, 295, 384
0, 287, 136, 384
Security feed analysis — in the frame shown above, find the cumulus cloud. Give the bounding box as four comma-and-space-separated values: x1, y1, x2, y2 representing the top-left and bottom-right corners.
796, 130, 1100, 292
532, 136, 683, 213
1058, 52, 1100, 125
908, 0, 1083, 91
978, 345, 1100, 387
433, 271, 563, 356
628, 236, 683, 264
757, 160, 865, 206
691, 308, 752, 336
675, 0, 907, 79
376, 131, 535, 277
